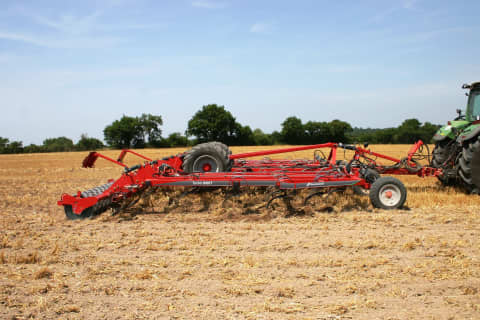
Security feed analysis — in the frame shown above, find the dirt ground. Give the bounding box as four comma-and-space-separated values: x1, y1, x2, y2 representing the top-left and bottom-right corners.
1, 146, 480, 319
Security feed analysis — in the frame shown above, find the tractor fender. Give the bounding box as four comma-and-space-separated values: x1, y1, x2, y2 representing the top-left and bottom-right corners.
457, 125, 480, 143
433, 132, 448, 142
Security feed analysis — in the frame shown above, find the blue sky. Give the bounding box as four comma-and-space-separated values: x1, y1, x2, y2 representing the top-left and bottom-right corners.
0, 0, 479, 145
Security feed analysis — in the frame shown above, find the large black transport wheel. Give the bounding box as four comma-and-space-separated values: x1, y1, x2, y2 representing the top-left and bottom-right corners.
459, 136, 480, 194
369, 177, 407, 210
431, 140, 458, 186
182, 142, 232, 173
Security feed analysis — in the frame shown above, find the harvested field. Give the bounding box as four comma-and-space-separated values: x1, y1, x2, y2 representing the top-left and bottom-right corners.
1, 145, 480, 319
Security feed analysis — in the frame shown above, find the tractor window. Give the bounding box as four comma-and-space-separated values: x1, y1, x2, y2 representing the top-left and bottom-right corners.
472, 91, 480, 119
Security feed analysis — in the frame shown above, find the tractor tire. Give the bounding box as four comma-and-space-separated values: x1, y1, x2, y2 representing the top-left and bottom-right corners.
458, 136, 480, 193
431, 140, 457, 186
369, 177, 407, 210
182, 142, 231, 173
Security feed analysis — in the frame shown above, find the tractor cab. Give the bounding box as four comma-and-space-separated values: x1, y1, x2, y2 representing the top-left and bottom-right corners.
465, 82, 480, 122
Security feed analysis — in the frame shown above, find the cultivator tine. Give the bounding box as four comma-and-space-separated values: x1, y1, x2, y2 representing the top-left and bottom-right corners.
265, 189, 296, 214
303, 188, 345, 213
303, 190, 327, 206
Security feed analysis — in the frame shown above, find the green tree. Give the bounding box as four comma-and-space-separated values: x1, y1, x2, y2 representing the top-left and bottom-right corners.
328, 119, 352, 142
43, 137, 74, 152
4, 141, 23, 154
395, 118, 422, 143
138, 113, 163, 146
76, 134, 104, 151
269, 131, 283, 145
252, 128, 273, 145
373, 128, 397, 144
104, 116, 142, 148
24, 144, 44, 153
104, 114, 162, 148
235, 125, 256, 146
0, 137, 9, 149
419, 122, 441, 143
281, 116, 305, 144
164, 132, 190, 147
304, 121, 330, 144
186, 104, 240, 144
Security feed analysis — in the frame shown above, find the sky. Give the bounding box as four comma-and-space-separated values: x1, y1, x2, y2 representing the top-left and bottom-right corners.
0, 0, 479, 145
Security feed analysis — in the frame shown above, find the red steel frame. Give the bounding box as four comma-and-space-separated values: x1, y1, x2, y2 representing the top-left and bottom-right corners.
59, 141, 441, 216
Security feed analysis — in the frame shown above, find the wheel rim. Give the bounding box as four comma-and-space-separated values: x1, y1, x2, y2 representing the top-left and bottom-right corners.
192, 155, 220, 172
378, 184, 401, 207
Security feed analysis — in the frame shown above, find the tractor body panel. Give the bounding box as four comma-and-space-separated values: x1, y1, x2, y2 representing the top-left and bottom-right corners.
433, 120, 470, 141
457, 123, 480, 143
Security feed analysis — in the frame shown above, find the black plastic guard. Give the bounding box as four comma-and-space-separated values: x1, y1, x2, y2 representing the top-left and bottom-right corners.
471, 144, 480, 189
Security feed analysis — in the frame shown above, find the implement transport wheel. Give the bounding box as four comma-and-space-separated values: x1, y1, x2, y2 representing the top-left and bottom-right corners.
369, 177, 407, 210
459, 136, 480, 193
183, 142, 231, 173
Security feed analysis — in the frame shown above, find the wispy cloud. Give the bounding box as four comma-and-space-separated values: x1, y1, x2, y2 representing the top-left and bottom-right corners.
0, 31, 123, 49
0, 8, 160, 49
369, 0, 419, 24
192, 0, 227, 9
33, 11, 102, 35
249, 22, 273, 34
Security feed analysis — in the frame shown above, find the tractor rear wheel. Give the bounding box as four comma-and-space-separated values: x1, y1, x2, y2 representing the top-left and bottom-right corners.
182, 142, 231, 173
431, 140, 457, 186
458, 136, 480, 193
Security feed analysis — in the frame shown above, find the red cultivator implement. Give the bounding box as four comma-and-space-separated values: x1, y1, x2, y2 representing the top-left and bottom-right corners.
58, 141, 442, 220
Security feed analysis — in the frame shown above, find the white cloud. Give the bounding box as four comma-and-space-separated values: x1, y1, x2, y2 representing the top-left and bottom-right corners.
249, 22, 273, 34
0, 31, 123, 49
33, 11, 102, 35
192, 0, 226, 9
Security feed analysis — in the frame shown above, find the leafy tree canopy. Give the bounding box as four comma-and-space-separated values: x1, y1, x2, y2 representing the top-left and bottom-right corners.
186, 104, 240, 144
104, 114, 163, 148
76, 134, 104, 151
43, 136, 74, 152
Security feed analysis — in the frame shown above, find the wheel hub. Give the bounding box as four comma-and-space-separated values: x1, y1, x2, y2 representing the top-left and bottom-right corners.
192, 155, 220, 172
379, 184, 401, 207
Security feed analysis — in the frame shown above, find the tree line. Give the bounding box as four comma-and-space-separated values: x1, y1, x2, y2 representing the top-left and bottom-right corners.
0, 104, 440, 154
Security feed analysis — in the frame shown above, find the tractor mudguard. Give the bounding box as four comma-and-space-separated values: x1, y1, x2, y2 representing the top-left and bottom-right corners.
433, 132, 448, 141
457, 123, 480, 143
434, 120, 470, 141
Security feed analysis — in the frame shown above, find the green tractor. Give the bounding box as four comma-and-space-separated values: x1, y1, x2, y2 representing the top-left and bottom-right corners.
431, 82, 480, 193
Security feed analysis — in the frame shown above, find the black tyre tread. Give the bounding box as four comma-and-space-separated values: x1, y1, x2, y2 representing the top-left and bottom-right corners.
369, 176, 407, 210
182, 141, 231, 173
459, 136, 480, 191
431, 140, 457, 186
